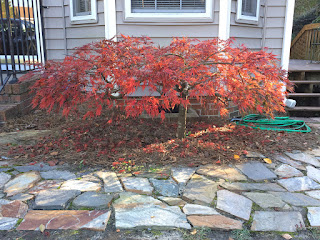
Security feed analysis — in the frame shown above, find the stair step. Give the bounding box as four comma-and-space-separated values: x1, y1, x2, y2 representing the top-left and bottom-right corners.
288, 93, 320, 97
291, 80, 320, 84
288, 106, 320, 111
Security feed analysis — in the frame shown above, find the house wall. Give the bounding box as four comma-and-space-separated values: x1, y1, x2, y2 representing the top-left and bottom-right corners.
43, 0, 105, 60
43, 0, 287, 60
230, 0, 286, 59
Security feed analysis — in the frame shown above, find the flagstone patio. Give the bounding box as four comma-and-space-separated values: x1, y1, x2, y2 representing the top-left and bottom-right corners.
0, 149, 320, 235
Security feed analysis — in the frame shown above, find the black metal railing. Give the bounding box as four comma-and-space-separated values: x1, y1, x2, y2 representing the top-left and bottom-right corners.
0, 0, 45, 92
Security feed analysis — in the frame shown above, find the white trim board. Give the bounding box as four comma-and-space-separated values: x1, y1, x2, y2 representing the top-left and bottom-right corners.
218, 0, 231, 40
104, 0, 117, 40
281, 0, 295, 71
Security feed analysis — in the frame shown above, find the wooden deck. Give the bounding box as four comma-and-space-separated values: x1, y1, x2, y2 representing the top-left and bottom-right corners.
289, 59, 320, 72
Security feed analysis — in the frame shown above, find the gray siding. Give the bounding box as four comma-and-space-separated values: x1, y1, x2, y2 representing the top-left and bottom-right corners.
43, 0, 287, 60
116, 0, 220, 46
230, 0, 286, 59
43, 0, 105, 60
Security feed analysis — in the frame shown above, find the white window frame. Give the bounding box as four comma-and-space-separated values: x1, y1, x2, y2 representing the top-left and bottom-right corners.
237, 0, 260, 23
70, 0, 98, 23
124, 0, 214, 22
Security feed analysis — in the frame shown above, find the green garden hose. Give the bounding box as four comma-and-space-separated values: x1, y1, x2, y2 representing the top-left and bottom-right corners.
234, 114, 311, 133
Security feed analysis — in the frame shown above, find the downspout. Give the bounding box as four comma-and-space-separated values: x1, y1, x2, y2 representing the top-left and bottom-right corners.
62, 1, 67, 55
261, 0, 268, 49
282, 0, 296, 108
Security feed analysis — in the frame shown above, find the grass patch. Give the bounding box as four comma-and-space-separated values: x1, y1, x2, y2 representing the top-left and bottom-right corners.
231, 228, 252, 240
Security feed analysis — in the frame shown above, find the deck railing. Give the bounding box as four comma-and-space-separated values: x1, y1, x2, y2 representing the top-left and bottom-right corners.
291, 23, 320, 62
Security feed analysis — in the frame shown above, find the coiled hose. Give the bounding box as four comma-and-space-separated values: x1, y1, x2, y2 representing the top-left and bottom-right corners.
233, 114, 311, 133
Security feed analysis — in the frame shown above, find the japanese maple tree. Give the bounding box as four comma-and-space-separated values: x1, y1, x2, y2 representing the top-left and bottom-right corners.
25, 35, 292, 139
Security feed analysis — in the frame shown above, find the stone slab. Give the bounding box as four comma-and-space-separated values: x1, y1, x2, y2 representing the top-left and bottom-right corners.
187, 215, 242, 230
95, 171, 123, 193
0, 200, 28, 218
220, 182, 285, 192
60, 180, 101, 192
158, 197, 186, 206
272, 154, 306, 171
40, 170, 76, 180
277, 176, 320, 192
274, 164, 304, 178
307, 166, 320, 183
171, 168, 195, 185
236, 162, 277, 181
73, 192, 114, 209
246, 151, 265, 158
305, 190, 320, 200
242, 192, 286, 209
17, 210, 111, 231
182, 174, 219, 205
9, 193, 34, 202
0, 172, 11, 188
149, 178, 179, 197
0, 217, 19, 230
270, 192, 320, 206
14, 163, 56, 173
4, 171, 41, 196
34, 189, 81, 210
121, 177, 153, 195
115, 204, 191, 229
113, 192, 165, 209
307, 207, 320, 227
285, 151, 320, 167
216, 190, 252, 220
0, 130, 51, 145
307, 148, 320, 157
28, 180, 63, 195
196, 165, 247, 181
251, 211, 305, 232
183, 204, 219, 215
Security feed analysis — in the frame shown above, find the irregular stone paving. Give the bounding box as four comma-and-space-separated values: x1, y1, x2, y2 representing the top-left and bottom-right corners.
236, 162, 277, 181
196, 164, 247, 181
2, 148, 320, 233
277, 176, 320, 192
274, 164, 304, 178
216, 190, 252, 220
251, 211, 305, 232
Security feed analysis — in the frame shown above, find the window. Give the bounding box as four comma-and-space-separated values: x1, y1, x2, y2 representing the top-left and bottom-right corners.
237, 0, 260, 23
70, 0, 97, 23
131, 0, 206, 13
124, 0, 213, 22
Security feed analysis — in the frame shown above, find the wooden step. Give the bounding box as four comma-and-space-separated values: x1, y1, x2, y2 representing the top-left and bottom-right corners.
288, 106, 320, 111
290, 80, 320, 84
288, 93, 320, 97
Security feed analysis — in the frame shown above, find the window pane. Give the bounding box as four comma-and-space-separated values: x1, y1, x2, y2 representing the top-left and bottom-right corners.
242, 0, 257, 17
74, 0, 92, 16
131, 0, 205, 13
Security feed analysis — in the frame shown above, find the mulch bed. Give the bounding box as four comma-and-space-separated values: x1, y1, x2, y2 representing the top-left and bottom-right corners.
0, 109, 319, 170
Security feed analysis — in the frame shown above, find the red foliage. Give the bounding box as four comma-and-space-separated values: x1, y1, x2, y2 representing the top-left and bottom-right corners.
23, 35, 292, 130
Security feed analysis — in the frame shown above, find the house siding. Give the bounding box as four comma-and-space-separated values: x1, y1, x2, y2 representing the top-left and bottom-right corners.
43, 0, 287, 60
43, 0, 105, 60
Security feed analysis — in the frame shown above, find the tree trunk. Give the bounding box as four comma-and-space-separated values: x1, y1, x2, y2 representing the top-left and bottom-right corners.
177, 93, 188, 139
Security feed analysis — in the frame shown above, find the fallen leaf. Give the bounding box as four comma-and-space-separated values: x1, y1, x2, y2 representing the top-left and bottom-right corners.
234, 155, 240, 160
282, 233, 292, 239
190, 229, 197, 235
50, 151, 59, 156
39, 224, 45, 233
263, 158, 272, 164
